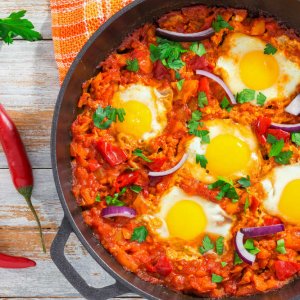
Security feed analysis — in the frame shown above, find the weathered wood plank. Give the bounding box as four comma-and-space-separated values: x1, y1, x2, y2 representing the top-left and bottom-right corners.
0, 0, 52, 39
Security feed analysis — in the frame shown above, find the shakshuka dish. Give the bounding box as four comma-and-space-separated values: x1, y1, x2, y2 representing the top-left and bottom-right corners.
70, 5, 300, 298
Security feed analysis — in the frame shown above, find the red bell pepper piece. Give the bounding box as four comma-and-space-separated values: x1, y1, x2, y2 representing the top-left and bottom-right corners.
148, 157, 167, 171
252, 116, 272, 144
96, 139, 127, 167
274, 260, 300, 281
88, 159, 101, 172
0, 253, 36, 269
114, 171, 139, 192
266, 129, 290, 143
154, 255, 173, 276
250, 196, 260, 213
264, 216, 282, 226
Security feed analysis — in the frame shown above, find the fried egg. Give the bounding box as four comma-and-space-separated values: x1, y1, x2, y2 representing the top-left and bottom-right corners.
112, 83, 172, 141
148, 186, 232, 241
183, 119, 261, 183
216, 33, 300, 104
262, 164, 300, 225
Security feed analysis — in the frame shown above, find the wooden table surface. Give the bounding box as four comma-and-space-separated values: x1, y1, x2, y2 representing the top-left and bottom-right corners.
0, 1, 143, 299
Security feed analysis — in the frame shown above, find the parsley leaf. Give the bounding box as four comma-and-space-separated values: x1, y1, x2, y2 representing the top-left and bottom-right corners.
0, 10, 42, 44
208, 177, 239, 202
130, 185, 142, 193
221, 261, 227, 267
291, 132, 300, 146
276, 239, 286, 254
244, 239, 260, 255
212, 273, 223, 283
257, 92, 267, 106
234, 252, 243, 265
236, 89, 256, 104
133, 148, 152, 162
105, 187, 127, 206
269, 138, 284, 157
212, 15, 233, 32
238, 176, 251, 188
244, 196, 250, 212
267, 134, 293, 164
198, 91, 208, 108
149, 37, 186, 70
126, 58, 139, 72
220, 97, 232, 112
275, 150, 293, 165
131, 226, 148, 243
199, 235, 214, 254
196, 154, 208, 168
95, 194, 101, 202
264, 43, 277, 55
187, 111, 210, 143
176, 79, 185, 91
175, 71, 181, 80
216, 236, 224, 255
190, 42, 206, 56
93, 105, 125, 129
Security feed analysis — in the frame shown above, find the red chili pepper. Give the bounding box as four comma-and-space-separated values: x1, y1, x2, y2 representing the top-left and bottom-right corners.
274, 260, 300, 281
154, 255, 173, 276
266, 129, 290, 142
148, 157, 167, 171
114, 171, 139, 192
96, 139, 127, 167
0, 252, 36, 269
0, 104, 45, 252
252, 116, 272, 144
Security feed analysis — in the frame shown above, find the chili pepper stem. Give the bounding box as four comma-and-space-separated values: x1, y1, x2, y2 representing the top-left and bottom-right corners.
18, 186, 46, 253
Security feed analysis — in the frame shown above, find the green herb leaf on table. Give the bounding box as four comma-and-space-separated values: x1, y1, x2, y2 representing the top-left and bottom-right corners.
291, 132, 300, 146
133, 148, 152, 162
199, 235, 214, 254
130, 185, 142, 193
264, 43, 277, 55
190, 42, 206, 56
212, 273, 223, 283
236, 89, 256, 104
176, 79, 185, 91
198, 91, 208, 108
105, 187, 127, 206
131, 226, 148, 243
196, 154, 208, 168
212, 15, 234, 32
216, 236, 224, 255
93, 105, 125, 129
276, 239, 286, 254
126, 58, 139, 72
257, 92, 267, 106
0, 10, 42, 44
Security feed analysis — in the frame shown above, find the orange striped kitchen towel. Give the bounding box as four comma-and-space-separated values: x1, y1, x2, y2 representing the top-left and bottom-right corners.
50, 0, 133, 83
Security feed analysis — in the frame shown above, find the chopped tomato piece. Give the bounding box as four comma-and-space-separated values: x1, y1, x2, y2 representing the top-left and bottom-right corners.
266, 129, 290, 143
263, 216, 282, 226
96, 139, 127, 167
252, 116, 272, 144
132, 48, 152, 74
154, 255, 173, 276
153, 61, 170, 80
250, 196, 260, 213
148, 156, 167, 171
114, 171, 139, 192
88, 159, 101, 172
274, 260, 300, 281
189, 55, 213, 72
198, 77, 211, 99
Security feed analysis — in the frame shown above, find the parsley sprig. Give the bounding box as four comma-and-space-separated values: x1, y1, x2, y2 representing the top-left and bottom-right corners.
208, 177, 239, 202
196, 154, 208, 168
187, 111, 210, 143
264, 43, 277, 55
199, 235, 224, 255
291, 132, 300, 146
105, 187, 127, 206
126, 58, 139, 72
93, 105, 125, 129
212, 15, 233, 32
190, 42, 206, 56
267, 134, 293, 165
236, 89, 267, 106
131, 226, 148, 243
276, 239, 286, 254
0, 10, 42, 44
133, 148, 152, 162
150, 37, 187, 70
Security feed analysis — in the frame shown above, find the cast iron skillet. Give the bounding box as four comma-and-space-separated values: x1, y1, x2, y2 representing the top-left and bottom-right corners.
50, 0, 300, 299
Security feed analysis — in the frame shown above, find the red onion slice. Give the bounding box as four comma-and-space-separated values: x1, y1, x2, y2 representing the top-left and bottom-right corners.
148, 153, 188, 177
234, 231, 256, 265
101, 206, 137, 218
196, 70, 236, 104
270, 122, 300, 133
285, 94, 300, 116
241, 224, 285, 238
156, 27, 215, 42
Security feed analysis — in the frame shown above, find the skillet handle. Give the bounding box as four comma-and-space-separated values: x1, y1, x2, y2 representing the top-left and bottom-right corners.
50, 216, 131, 300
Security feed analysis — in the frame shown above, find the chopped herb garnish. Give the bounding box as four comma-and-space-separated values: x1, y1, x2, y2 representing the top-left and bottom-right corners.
212, 15, 233, 32
267, 134, 293, 164
175, 71, 181, 80
198, 91, 208, 108
133, 148, 152, 162
244, 239, 260, 255
269, 138, 284, 157
244, 196, 250, 212
221, 261, 227, 267
196, 154, 208, 168
264, 43, 277, 55
220, 96, 232, 112
291, 132, 300, 146
216, 236, 224, 255
130, 185, 142, 193
236, 89, 256, 104
149, 37, 186, 70
95, 194, 101, 202
208, 177, 239, 202
93, 105, 125, 129
238, 176, 251, 188
199, 235, 214, 254
234, 251, 243, 265
276, 239, 286, 254
131, 226, 148, 243
177, 79, 185, 91
212, 273, 223, 283
190, 42, 206, 56
126, 58, 139, 72
105, 187, 127, 206
187, 111, 210, 144
275, 150, 293, 165
257, 92, 267, 106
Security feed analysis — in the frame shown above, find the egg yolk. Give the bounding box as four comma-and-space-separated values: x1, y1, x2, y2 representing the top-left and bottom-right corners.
166, 200, 207, 240
206, 134, 251, 177
278, 179, 300, 224
240, 50, 279, 90
115, 100, 152, 138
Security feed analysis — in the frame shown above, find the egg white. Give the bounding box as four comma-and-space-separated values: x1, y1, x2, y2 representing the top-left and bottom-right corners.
215, 33, 300, 104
